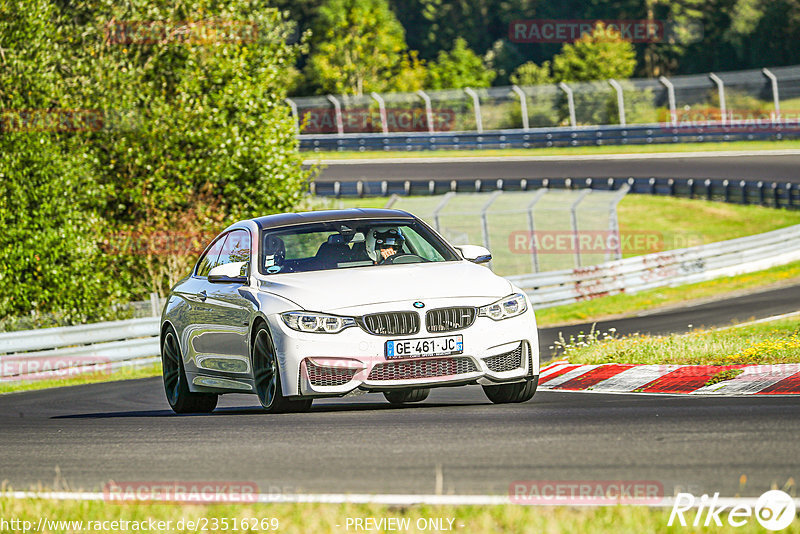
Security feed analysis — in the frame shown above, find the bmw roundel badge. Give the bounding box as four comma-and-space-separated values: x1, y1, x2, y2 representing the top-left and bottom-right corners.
413, 301, 425, 309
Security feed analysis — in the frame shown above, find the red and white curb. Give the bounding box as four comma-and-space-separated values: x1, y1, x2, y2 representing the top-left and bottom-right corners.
539, 361, 800, 395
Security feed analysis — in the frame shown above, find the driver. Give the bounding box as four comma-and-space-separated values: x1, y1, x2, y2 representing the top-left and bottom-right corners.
369, 228, 405, 264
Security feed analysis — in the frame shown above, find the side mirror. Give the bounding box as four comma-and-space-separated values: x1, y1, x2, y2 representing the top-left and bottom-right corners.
455, 245, 492, 264
208, 261, 248, 284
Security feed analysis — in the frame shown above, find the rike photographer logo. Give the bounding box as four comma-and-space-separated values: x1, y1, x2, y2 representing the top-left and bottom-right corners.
669, 490, 796, 530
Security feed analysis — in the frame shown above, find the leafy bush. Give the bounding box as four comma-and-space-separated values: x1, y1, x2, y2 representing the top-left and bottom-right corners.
1, 0, 313, 321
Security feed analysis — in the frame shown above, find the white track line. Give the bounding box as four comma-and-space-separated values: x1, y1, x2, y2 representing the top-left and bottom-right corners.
5, 491, 800, 509
305, 149, 800, 166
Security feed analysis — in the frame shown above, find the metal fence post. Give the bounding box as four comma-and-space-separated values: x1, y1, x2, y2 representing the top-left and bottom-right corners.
570, 189, 591, 267
511, 85, 529, 130
525, 189, 548, 272
431, 192, 455, 231
709, 73, 726, 125
150, 292, 160, 317
607, 184, 630, 261
464, 88, 483, 133
659, 76, 677, 126
326, 94, 344, 136
762, 68, 781, 120
416, 90, 435, 133
480, 190, 503, 260
608, 79, 626, 126
558, 82, 577, 128
285, 98, 300, 133
370, 91, 389, 134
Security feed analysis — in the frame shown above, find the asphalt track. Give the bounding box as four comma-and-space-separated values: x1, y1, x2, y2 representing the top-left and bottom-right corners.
1, 377, 799, 498
312, 151, 800, 182
1, 284, 799, 498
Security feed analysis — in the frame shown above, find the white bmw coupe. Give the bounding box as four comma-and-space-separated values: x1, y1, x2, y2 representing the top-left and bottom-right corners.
160, 209, 539, 413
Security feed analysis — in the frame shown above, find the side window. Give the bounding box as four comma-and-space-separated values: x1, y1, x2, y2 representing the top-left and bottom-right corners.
217, 230, 251, 273
196, 235, 228, 277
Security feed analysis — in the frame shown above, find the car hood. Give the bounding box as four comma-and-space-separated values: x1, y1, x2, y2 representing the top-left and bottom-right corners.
257, 261, 512, 312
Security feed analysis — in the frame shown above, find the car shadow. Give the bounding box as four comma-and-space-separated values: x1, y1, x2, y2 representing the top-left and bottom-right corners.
51, 400, 489, 419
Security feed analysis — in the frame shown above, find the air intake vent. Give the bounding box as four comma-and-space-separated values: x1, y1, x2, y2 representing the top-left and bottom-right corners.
305, 360, 357, 387
426, 307, 477, 333
483, 343, 524, 373
368, 357, 478, 381
361, 312, 420, 336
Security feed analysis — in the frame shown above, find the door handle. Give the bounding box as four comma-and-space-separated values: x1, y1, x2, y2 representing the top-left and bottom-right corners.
198, 290, 207, 302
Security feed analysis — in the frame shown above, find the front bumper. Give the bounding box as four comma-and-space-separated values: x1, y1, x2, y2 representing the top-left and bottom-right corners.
267, 303, 539, 398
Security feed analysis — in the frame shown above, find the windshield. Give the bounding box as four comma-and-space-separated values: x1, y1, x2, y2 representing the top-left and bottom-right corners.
258, 219, 459, 275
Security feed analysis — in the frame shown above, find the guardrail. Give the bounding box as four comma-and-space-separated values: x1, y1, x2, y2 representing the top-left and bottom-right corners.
0, 318, 160, 383
300, 122, 800, 152
508, 223, 800, 308
3, 223, 799, 382
312, 176, 799, 210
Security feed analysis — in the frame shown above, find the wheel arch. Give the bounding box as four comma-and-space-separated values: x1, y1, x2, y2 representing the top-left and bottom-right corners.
160, 320, 177, 348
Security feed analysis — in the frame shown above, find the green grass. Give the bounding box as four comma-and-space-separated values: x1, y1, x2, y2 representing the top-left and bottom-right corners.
0, 363, 161, 395
556, 317, 800, 366
304, 139, 800, 160
616, 196, 800, 256
535, 260, 800, 327
2, 497, 798, 533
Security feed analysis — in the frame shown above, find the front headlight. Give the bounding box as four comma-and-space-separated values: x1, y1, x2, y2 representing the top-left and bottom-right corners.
478, 293, 528, 321
281, 311, 357, 334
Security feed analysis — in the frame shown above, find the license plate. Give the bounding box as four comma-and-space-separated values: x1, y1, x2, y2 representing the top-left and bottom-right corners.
385, 335, 463, 359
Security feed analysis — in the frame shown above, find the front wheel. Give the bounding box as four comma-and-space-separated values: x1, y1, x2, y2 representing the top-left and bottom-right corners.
252, 324, 312, 413
384, 388, 430, 405
483, 377, 538, 404
161, 326, 218, 414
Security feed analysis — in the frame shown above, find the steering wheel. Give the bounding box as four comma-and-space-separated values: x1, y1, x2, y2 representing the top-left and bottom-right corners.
381, 253, 424, 265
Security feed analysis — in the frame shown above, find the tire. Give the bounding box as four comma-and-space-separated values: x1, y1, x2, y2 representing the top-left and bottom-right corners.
384, 388, 430, 405
482, 376, 538, 404
252, 323, 313, 413
161, 326, 218, 414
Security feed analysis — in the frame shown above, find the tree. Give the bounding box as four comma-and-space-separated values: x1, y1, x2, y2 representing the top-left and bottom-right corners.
426, 37, 495, 89
552, 24, 637, 82
642, 0, 705, 76
510, 61, 553, 86
0, 0, 122, 324
1, 0, 314, 319
305, 0, 411, 95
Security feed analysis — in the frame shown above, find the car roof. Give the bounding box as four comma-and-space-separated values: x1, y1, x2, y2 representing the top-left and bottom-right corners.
252, 208, 416, 230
